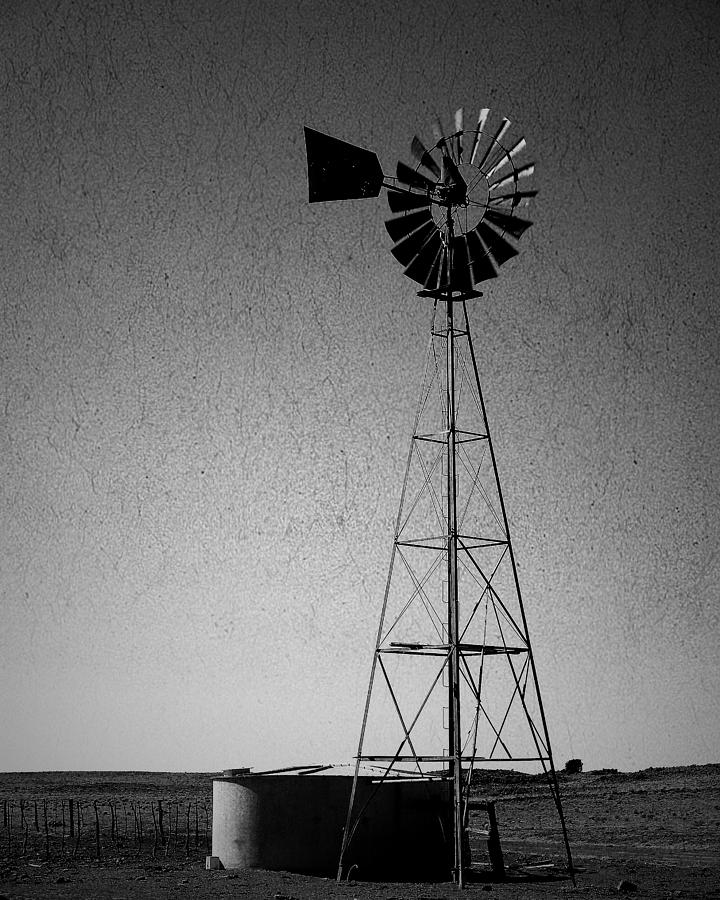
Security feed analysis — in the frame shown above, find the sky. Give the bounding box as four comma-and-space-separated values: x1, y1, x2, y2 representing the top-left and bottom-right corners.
1, 0, 719, 774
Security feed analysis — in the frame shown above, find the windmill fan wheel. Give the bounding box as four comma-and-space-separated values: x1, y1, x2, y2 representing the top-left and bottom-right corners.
386, 108, 537, 292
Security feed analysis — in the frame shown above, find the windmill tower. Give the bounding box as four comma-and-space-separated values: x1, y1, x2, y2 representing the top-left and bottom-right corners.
304, 108, 573, 887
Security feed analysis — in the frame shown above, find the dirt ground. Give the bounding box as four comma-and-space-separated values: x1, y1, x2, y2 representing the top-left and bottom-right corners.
1, 764, 718, 899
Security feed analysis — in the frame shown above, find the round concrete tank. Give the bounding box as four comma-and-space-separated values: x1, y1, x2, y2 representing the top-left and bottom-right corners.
212, 768, 450, 878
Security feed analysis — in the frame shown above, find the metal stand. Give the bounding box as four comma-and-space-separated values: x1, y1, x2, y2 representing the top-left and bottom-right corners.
337, 283, 574, 886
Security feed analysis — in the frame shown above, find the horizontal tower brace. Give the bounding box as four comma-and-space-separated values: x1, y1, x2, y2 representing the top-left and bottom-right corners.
381, 642, 526, 656
431, 328, 470, 338
359, 755, 552, 763
414, 431, 488, 443
395, 537, 508, 549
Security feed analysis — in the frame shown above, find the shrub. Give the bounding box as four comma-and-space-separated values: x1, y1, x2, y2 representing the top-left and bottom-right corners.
564, 758, 583, 775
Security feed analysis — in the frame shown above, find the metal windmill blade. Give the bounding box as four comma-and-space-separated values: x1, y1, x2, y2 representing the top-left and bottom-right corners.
411, 136, 441, 179
387, 188, 432, 213
396, 160, 435, 192
474, 116, 512, 172
453, 107, 464, 162
384, 208, 434, 243
469, 107, 490, 165
487, 189, 538, 208
484, 209, 533, 239
489, 161, 536, 194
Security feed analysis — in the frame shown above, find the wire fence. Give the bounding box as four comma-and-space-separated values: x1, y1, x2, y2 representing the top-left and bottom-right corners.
1, 797, 212, 863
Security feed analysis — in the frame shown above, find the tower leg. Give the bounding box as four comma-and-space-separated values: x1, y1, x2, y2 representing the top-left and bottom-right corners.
461, 300, 575, 884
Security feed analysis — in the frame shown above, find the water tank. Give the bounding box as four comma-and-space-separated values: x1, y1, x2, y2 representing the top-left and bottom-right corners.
212, 767, 451, 878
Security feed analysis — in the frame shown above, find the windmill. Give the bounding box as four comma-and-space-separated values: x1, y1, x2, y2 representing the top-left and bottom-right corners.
303, 108, 573, 886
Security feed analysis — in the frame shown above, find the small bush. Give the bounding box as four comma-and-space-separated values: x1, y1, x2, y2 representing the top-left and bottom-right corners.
564, 758, 583, 775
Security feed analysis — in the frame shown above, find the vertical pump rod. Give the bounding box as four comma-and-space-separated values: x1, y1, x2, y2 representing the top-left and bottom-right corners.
444, 212, 464, 886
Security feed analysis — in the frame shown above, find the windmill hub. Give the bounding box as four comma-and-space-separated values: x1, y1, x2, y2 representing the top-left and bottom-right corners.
436, 152, 468, 206
431, 163, 489, 238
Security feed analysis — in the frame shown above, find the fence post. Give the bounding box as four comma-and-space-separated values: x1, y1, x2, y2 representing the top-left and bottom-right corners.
163, 801, 172, 858
158, 799, 165, 844
73, 801, 82, 857
93, 801, 101, 860
121, 799, 128, 843
132, 804, 138, 847
20, 799, 28, 856
21, 802, 29, 856
43, 799, 50, 859
151, 802, 159, 859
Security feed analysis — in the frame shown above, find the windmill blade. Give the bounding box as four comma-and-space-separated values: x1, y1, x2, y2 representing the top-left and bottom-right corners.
489, 162, 535, 192
469, 108, 490, 165
432, 114, 456, 161
403, 233, 443, 286
425, 244, 445, 289
466, 228, 497, 284
454, 108, 464, 161
432, 115, 446, 147
485, 136, 527, 180
385, 209, 433, 243
304, 127, 384, 202
440, 152, 466, 200
411, 136, 441, 179
484, 209, 533, 240
387, 188, 432, 213
487, 189, 538, 208
390, 221, 438, 265
482, 149, 509, 180
477, 220, 519, 266
475, 117, 511, 172
397, 160, 435, 191
493, 117, 512, 145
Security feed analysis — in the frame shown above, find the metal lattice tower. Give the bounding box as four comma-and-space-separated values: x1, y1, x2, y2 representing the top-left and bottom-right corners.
303, 108, 574, 886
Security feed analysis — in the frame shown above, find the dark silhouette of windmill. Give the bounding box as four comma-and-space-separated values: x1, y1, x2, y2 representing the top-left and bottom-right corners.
304, 107, 573, 887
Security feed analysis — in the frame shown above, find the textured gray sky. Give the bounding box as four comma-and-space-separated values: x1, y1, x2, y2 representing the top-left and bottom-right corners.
1, 0, 719, 773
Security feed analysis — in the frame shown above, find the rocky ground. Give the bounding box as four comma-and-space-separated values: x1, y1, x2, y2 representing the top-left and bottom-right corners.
0, 764, 718, 899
